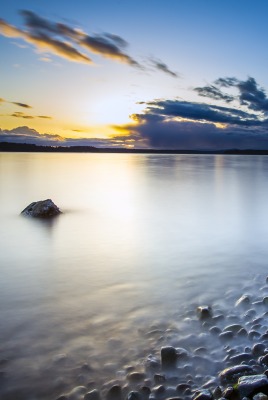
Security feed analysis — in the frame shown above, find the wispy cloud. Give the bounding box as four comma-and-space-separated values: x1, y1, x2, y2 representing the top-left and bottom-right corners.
149, 58, 178, 78
0, 11, 142, 67
194, 85, 234, 103
195, 76, 268, 114
11, 111, 34, 119
0, 18, 92, 64
11, 101, 32, 108
0, 10, 178, 73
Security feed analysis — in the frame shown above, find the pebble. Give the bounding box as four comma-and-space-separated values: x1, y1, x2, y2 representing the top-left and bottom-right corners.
223, 324, 244, 334
219, 331, 234, 341
235, 295, 251, 308
127, 391, 142, 400
219, 365, 254, 384
252, 344, 266, 357
193, 389, 213, 400
127, 372, 146, 383
161, 346, 177, 368
106, 385, 123, 400
253, 394, 268, 400
84, 389, 101, 400
65, 386, 87, 400
196, 306, 213, 320
238, 374, 268, 398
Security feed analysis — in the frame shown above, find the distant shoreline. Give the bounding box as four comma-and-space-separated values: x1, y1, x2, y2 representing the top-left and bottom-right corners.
1, 141, 268, 155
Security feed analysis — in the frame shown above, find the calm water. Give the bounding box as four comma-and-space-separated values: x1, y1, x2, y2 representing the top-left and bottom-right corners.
1, 152, 268, 398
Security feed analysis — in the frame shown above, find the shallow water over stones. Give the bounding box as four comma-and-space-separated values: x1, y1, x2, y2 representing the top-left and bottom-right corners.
1, 274, 268, 399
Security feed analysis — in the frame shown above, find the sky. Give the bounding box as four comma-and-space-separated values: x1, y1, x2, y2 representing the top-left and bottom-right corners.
1, 0, 268, 149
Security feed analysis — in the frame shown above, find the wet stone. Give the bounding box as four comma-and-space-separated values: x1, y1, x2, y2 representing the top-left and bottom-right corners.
194, 347, 207, 355
244, 309, 257, 320
259, 355, 268, 367
229, 353, 253, 363
252, 344, 266, 357
193, 389, 213, 400
140, 386, 151, 396
209, 326, 221, 335
127, 372, 146, 383
127, 391, 141, 400
154, 374, 166, 384
66, 386, 87, 400
249, 330, 261, 340
84, 389, 101, 400
213, 386, 222, 399
161, 346, 177, 368
106, 385, 122, 400
253, 394, 268, 400
219, 365, 254, 384
222, 386, 237, 400
176, 383, 191, 393
235, 295, 251, 308
197, 306, 213, 320
223, 324, 243, 334
238, 328, 248, 337
176, 347, 189, 361
238, 374, 268, 398
21, 198, 61, 218
219, 331, 234, 341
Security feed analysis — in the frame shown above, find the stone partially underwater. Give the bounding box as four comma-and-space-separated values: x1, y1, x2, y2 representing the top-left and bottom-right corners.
21, 199, 61, 218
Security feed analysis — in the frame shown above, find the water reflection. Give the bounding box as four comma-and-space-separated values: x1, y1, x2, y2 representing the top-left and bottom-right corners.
1, 153, 268, 398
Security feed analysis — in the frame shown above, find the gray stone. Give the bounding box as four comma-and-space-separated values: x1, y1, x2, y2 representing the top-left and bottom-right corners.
127, 372, 146, 383
229, 353, 253, 363
253, 393, 268, 400
259, 355, 268, 366
238, 374, 268, 398
196, 306, 213, 320
66, 386, 87, 400
219, 365, 254, 384
222, 386, 237, 400
223, 324, 243, 333
127, 391, 141, 400
193, 390, 213, 400
84, 389, 101, 400
161, 346, 177, 368
235, 295, 251, 308
219, 331, 234, 341
21, 199, 61, 218
253, 344, 266, 357
106, 385, 122, 400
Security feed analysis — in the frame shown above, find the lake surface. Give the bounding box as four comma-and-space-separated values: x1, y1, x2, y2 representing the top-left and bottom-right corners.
1, 152, 268, 399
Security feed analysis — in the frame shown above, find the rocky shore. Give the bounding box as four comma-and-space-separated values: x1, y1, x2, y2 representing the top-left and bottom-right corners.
53, 275, 268, 400
2, 275, 268, 400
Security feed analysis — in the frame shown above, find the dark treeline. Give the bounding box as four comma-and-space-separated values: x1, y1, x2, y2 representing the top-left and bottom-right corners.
1, 141, 268, 154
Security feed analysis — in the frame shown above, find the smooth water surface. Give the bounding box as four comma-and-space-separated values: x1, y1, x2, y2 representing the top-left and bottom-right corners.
1, 152, 268, 398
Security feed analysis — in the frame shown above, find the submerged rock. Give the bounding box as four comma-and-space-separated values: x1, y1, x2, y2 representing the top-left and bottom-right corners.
21, 199, 61, 218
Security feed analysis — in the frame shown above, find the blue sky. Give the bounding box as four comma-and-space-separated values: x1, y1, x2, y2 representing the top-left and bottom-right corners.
1, 0, 268, 149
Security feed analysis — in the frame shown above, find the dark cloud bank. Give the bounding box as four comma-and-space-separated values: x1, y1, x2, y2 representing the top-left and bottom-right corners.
122, 76, 268, 150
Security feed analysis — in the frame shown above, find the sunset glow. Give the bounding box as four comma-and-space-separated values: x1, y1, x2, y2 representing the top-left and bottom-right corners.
1, 1, 268, 149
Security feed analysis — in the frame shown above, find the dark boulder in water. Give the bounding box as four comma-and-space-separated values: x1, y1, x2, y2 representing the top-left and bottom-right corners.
21, 199, 61, 218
